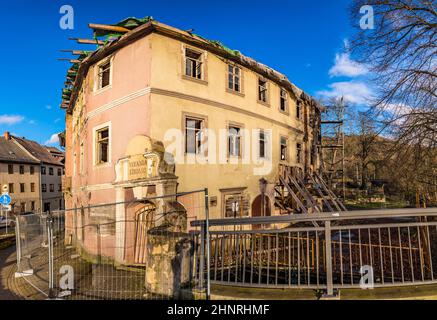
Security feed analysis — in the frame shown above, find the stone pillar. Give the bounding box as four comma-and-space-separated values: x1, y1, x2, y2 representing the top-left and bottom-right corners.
145, 229, 193, 298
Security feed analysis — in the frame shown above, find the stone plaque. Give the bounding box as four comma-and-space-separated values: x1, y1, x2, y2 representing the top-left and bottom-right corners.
128, 154, 159, 181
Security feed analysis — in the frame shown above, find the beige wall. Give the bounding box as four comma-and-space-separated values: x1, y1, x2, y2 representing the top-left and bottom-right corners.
65, 32, 321, 221
0, 162, 41, 213
41, 164, 64, 211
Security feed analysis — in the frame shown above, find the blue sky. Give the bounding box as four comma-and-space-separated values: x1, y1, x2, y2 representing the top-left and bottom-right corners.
0, 0, 371, 146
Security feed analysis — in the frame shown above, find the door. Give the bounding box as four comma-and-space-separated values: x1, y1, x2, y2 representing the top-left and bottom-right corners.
134, 203, 156, 265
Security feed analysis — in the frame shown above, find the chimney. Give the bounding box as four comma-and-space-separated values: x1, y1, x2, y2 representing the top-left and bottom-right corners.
4, 131, 10, 140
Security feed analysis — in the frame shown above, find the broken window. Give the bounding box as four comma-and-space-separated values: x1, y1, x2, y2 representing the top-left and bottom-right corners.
228, 65, 241, 92
228, 126, 241, 157
258, 79, 268, 103
185, 117, 204, 154
259, 130, 267, 159
185, 48, 203, 80
280, 89, 288, 112
297, 143, 302, 164
96, 127, 109, 164
98, 61, 111, 89
280, 136, 288, 161
296, 101, 302, 119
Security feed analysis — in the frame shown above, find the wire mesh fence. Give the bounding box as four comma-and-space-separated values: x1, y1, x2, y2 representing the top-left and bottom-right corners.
15, 190, 208, 300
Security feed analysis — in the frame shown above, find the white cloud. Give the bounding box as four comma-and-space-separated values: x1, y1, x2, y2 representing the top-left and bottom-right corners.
0, 115, 24, 125
45, 133, 60, 145
317, 81, 374, 105
329, 52, 368, 78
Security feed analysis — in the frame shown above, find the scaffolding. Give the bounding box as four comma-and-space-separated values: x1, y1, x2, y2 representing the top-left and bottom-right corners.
321, 98, 346, 201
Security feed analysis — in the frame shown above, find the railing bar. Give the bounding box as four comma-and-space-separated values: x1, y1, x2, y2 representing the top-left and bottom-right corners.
243, 234, 247, 284
228, 234, 232, 283
359, 229, 363, 271
259, 236, 262, 285
276, 233, 279, 286
408, 227, 414, 282
427, 225, 434, 281
267, 236, 271, 285
214, 235, 219, 281
236, 234, 240, 284
297, 232, 301, 286
388, 228, 394, 284
221, 236, 225, 282
307, 231, 310, 286
417, 226, 424, 282
349, 229, 353, 285
316, 231, 320, 287
378, 228, 384, 284
288, 232, 291, 287
250, 234, 254, 285
340, 230, 343, 285
399, 227, 405, 283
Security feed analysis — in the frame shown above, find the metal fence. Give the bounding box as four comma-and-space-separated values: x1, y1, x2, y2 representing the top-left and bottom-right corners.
191, 208, 437, 295
15, 190, 208, 300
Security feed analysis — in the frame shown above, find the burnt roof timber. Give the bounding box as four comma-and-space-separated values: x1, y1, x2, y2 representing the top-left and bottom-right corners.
69, 37, 105, 45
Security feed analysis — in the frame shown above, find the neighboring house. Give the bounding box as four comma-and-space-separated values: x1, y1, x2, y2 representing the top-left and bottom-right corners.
60, 18, 323, 265
13, 136, 65, 212
0, 132, 41, 213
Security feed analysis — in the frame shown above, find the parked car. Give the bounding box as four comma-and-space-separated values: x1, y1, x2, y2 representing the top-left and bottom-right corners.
0, 216, 15, 228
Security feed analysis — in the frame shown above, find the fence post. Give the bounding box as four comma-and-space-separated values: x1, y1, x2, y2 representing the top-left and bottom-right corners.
47, 213, 55, 299
325, 220, 334, 296
199, 222, 205, 291
204, 188, 211, 300
15, 216, 21, 267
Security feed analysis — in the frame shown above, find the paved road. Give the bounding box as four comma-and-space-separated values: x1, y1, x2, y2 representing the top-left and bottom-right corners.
0, 244, 21, 300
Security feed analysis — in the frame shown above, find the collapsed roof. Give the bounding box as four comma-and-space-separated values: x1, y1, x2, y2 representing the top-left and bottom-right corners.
60, 17, 324, 114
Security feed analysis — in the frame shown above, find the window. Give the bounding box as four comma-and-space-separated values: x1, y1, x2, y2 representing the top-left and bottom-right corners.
42, 184, 47, 193
31, 201, 35, 211
280, 137, 288, 161
185, 48, 203, 80
31, 183, 35, 193
223, 192, 249, 218
96, 127, 109, 164
280, 89, 288, 112
259, 130, 267, 159
41, 166, 46, 175
8, 183, 14, 194
98, 61, 111, 89
297, 143, 302, 164
228, 65, 241, 92
8, 164, 13, 174
19, 165, 24, 174
258, 79, 268, 103
20, 202, 26, 213
228, 126, 241, 157
20, 183, 25, 193
30, 166, 35, 175
57, 168, 62, 176
50, 184, 54, 192
59, 199, 62, 210
49, 167, 54, 175
185, 117, 204, 154
58, 184, 62, 192
296, 101, 302, 119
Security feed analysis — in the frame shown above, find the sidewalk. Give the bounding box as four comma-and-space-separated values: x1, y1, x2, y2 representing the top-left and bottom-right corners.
0, 244, 21, 300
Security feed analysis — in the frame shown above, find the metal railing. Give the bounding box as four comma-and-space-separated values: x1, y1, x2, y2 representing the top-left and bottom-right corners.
192, 208, 437, 294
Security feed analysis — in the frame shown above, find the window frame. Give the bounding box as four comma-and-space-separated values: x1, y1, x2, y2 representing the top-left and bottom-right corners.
279, 88, 289, 114
182, 46, 207, 84
30, 166, 35, 175
280, 136, 289, 162
94, 57, 113, 92
258, 129, 268, 159
257, 77, 270, 106
228, 124, 243, 158
93, 122, 112, 167
296, 142, 303, 164
41, 166, 46, 175
227, 64, 244, 95
8, 183, 14, 194
49, 167, 54, 176
19, 165, 24, 175
31, 183, 35, 193
42, 184, 47, 193
8, 164, 13, 174
20, 183, 25, 193
49, 184, 55, 193
183, 113, 207, 156
220, 187, 248, 219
